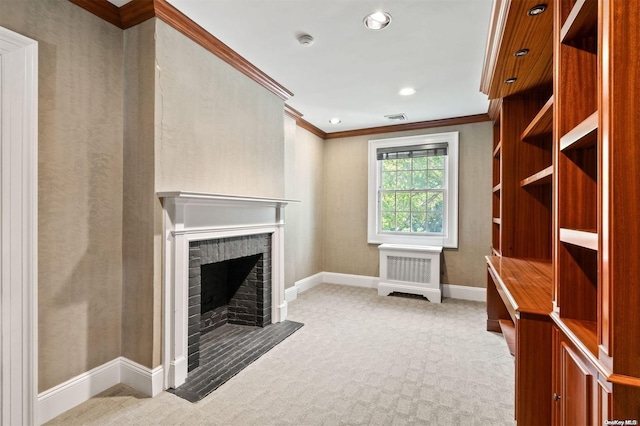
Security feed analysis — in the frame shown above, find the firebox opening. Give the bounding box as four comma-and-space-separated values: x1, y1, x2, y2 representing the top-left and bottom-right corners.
201, 254, 261, 312
200, 253, 263, 336
187, 234, 273, 373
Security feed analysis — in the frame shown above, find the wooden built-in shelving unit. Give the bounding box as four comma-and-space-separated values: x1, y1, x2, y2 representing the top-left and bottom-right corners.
520, 165, 553, 187
521, 95, 554, 141
482, 0, 640, 422
559, 112, 597, 150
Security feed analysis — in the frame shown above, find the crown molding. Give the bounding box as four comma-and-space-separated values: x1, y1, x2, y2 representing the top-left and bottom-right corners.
69, 0, 122, 27
479, 0, 509, 97
283, 104, 303, 121
68, 0, 293, 101
297, 119, 327, 139
323, 114, 491, 140
284, 104, 327, 139
488, 98, 502, 122
287, 109, 490, 140
120, 0, 155, 29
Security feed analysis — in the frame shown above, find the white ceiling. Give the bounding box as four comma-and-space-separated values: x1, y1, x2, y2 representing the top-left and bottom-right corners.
113, 0, 493, 133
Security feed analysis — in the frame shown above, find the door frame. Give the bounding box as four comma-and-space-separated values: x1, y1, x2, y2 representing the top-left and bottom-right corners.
0, 26, 38, 426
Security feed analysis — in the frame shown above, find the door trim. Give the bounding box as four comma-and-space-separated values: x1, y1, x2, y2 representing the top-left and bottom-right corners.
0, 26, 38, 426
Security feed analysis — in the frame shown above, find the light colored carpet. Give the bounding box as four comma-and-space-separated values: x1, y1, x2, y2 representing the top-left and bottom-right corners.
46, 283, 516, 425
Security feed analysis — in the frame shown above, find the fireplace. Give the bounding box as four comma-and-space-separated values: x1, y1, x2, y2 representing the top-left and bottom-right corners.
159, 192, 297, 389
187, 234, 272, 371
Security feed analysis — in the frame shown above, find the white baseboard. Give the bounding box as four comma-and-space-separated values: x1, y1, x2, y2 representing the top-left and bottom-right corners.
37, 358, 121, 424
289, 272, 486, 303
120, 358, 164, 398
322, 272, 379, 288
284, 285, 298, 303
442, 284, 486, 302
286, 272, 325, 302
295, 272, 324, 293
38, 357, 164, 424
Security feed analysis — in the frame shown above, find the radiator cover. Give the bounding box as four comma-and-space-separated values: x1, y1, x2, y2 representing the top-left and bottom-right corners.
378, 244, 443, 303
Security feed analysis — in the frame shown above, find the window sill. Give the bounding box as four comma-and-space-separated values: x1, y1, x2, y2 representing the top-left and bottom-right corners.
368, 233, 457, 249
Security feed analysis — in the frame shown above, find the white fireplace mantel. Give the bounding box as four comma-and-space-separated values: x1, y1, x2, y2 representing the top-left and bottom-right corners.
158, 191, 298, 389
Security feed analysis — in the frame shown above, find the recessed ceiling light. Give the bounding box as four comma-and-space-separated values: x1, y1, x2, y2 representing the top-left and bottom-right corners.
364, 11, 392, 30
505, 77, 517, 84
399, 87, 417, 96
514, 49, 529, 57
527, 4, 547, 16
329, 118, 341, 124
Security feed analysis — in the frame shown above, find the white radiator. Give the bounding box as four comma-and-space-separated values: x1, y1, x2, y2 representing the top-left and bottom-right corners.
378, 244, 442, 303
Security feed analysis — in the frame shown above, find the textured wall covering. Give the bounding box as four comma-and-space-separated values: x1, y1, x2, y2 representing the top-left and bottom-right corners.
122, 20, 157, 368
154, 21, 285, 198
323, 122, 492, 288
0, 1, 124, 391
284, 117, 325, 288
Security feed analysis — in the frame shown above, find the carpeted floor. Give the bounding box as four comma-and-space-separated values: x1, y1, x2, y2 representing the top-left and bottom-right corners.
46, 283, 516, 425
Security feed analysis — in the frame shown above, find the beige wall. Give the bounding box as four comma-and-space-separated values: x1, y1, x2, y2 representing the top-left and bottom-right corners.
284, 118, 325, 288
122, 19, 157, 367
0, 1, 125, 391
153, 21, 285, 198
323, 122, 492, 288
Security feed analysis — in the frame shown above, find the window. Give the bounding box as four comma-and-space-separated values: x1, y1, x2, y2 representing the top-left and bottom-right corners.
368, 132, 459, 247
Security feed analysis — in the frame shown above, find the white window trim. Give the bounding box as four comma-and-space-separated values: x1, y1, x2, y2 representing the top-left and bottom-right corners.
367, 132, 459, 248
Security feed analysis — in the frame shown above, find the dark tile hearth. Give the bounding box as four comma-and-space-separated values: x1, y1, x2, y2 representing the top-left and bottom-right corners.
168, 320, 304, 403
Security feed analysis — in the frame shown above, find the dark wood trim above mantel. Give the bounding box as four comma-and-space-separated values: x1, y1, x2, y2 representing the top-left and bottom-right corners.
69, 0, 293, 101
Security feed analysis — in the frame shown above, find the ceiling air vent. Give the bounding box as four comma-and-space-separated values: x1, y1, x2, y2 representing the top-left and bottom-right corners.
385, 113, 408, 121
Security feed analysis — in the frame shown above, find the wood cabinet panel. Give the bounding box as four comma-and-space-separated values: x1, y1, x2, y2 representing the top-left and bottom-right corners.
486, 268, 510, 333
560, 341, 593, 425
597, 379, 612, 425
516, 317, 552, 425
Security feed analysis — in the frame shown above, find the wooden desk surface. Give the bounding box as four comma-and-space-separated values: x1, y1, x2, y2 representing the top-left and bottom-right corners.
486, 256, 553, 316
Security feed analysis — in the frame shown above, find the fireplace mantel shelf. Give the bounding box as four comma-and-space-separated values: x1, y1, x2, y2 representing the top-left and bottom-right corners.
157, 191, 299, 207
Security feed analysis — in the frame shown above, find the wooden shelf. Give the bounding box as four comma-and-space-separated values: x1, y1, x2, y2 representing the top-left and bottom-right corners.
521, 96, 553, 141
493, 217, 501, 225
493, 183, 501, 193
561, 0, 598, 47
559, 228, 598, 251
558, 317, 598, 358
499, 319, 516, 356
486, 256, 553, 317
560, 112, 598, 151
520, 165, 553, 187
493, 141, 501, 158
491, 248, 501, 257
